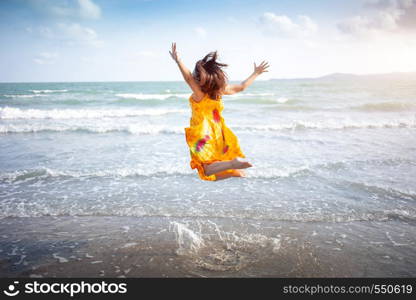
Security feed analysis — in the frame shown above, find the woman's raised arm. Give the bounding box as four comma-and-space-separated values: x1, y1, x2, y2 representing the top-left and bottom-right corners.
169, 42, 204, 100
224, 61, 270, 95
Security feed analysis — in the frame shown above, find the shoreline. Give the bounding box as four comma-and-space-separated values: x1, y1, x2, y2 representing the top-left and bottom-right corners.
1, 215, 415, 278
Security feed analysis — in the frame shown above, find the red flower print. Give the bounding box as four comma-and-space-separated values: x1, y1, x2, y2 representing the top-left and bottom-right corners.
195, 135, 210, 152
223, 145, 229, 154
213, 109, 220, 123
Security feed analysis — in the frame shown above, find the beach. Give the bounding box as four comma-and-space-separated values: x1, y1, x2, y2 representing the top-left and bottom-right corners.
1, 216, 415, 277
1, 75, 416, 277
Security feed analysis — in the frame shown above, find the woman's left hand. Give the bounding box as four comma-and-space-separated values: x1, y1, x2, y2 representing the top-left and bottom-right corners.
254, 61, 270, 75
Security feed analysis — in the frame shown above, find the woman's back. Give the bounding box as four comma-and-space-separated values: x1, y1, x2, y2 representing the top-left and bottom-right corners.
169, 42, 268, 180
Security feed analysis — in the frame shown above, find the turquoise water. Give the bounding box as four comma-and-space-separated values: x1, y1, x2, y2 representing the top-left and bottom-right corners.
1, 76, 416, 276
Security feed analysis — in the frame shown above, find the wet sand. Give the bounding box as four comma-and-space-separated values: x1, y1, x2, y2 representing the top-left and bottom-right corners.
0, 216, 415, 278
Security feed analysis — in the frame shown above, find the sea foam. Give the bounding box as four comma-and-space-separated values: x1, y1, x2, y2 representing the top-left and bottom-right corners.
31, 89, 68, 94
3, 94, 46, 98
116, 93, 189, 100
351, 102, 416, 112
1, 118, 414, 134
0, 107, 186, 119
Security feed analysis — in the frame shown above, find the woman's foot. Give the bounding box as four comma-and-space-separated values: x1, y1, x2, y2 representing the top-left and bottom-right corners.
232, 169, 246, 177
215, 169, 246, 180
230, 159, 252, 170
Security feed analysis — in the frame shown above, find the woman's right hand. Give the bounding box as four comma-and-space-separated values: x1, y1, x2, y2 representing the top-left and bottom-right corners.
254, 61, 270, 75
169, 42, 179, 63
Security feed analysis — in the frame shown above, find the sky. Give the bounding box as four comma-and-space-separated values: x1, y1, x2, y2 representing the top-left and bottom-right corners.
0, 0, 416, 82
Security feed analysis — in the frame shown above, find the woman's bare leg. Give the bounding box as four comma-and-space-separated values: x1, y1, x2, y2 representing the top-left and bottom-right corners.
203, 159, 252, 176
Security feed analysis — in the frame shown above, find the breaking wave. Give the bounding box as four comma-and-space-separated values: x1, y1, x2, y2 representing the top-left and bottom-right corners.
30, 89, 68, 94
0, 107, 186, 119
351, 102, 416, 112
1, 117, 414, 135
0, 123, 185, 135
3, 94, 46, 98
116, 93, 189, 100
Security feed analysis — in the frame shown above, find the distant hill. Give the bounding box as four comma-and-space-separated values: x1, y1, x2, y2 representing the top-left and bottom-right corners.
319, 72, 416, 81
269, 72, 416, 81
317, 73, 359, 80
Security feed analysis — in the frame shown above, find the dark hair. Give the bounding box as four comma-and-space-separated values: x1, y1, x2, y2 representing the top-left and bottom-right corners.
192, 51, 228, 100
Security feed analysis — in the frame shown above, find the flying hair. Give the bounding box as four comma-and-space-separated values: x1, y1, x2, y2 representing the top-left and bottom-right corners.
192, 51, 228, 100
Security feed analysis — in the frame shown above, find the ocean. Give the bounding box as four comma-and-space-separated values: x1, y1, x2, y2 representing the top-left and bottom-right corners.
1, 75, 415, 277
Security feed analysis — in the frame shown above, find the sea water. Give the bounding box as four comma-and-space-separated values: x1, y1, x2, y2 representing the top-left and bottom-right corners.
0, 75, 415, 276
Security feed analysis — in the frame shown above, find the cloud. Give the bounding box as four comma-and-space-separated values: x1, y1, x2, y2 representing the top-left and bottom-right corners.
337, 11, 400, 35
30, 23, 103, 47
259, 12, 318, 38
31, 0, 101, 20
194, 27, 207, 38
338, 0, 416, 35
135, 51, 157, 57
396, 0, 416, 28
78, 0, 101, 19
38, 26, 55, 39
33, 52, 59, 65
58, 23, 98, 42
123, 50, 160, 64
365, 0, 395, 9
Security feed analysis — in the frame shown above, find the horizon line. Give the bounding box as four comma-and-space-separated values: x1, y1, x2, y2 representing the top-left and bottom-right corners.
1, 71, 415, 84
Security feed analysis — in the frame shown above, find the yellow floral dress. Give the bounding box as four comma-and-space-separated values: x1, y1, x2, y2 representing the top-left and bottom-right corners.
185, 93, 245, 181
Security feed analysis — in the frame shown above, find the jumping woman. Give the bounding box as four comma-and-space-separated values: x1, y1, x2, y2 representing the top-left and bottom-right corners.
169, 42, 269, 181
